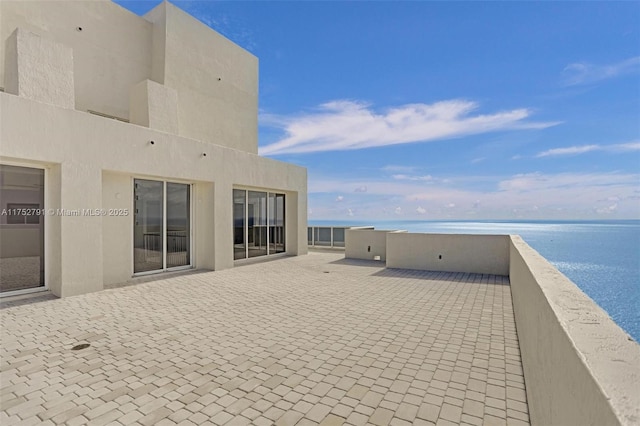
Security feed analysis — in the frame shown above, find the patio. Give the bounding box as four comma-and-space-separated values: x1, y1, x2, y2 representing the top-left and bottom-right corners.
1, 251, 529, 425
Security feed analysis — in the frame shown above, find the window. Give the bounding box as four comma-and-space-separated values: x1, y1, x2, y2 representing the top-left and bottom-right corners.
6, 203, 41, 224
0, 165, 45, 293
269, 193, 285, 254
233, 189, 285, 259
233, 189, 246, 260
134, 179, 191, 274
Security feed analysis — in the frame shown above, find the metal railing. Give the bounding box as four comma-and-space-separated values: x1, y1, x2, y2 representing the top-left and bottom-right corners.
307, 226, 374, 248
308, 226, 345, 248
143, 231, 189, 264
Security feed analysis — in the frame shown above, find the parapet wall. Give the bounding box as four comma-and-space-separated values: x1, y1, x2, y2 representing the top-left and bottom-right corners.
509, 235, 640, 426
342, 230, 640, 425
386, 232, 510, 275
345, 229, 406, 261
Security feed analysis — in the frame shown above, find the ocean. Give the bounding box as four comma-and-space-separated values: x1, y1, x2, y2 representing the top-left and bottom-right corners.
309, 219, 640, 343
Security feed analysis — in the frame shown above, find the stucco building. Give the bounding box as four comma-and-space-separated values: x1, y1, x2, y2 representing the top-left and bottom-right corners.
0, 0, 308, 298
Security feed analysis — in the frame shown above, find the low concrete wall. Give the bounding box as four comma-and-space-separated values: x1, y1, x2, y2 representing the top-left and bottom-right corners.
386, 232, 510, 276
509, 235, 640, 426
344, 229, 639, 425
345, 229, 405, 261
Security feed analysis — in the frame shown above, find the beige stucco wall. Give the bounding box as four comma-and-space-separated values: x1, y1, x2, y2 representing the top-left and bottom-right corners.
4, 28, 75, 109
386, 233, 510, 275
0, 0, 152, 120
144, 2, 259, 153
0, 0, 306, 297
129, 79, 179, 134
101, 172, 133, 286
45, 164, 62, 297
1, 0, 258, 153
345, 229, 405, 261
509, 236, 640, 426
1, 92, 307, 296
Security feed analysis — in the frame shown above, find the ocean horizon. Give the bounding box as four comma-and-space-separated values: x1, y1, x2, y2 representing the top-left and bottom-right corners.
309, 219, 640, 343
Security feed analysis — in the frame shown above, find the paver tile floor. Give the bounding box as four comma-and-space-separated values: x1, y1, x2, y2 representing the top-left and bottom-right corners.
1, 252, 529, 425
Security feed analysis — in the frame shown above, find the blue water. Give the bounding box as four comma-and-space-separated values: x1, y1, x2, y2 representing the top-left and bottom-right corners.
310, 220, 640, 342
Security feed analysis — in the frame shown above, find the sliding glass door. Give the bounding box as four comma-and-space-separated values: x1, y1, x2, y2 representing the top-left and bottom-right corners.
134, 179, 190, 274
269, 193, 285, 254
0, 165, 45, 294
248, 191, 267, 258
166, 183, 190, 268
233, 189, 285, 260
233, 189, 246, 260
134, 180, 163, 273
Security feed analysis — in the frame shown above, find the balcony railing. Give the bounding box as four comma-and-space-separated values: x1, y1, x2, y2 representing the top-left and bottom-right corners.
307, 226, 373, 248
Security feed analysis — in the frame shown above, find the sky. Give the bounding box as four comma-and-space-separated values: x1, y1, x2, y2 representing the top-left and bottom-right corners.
116, 0, 640, 221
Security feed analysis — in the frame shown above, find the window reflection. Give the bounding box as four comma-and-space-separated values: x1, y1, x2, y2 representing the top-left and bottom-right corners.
166, 183, 190, 268
233, 189, 246, 260
133, 179, 164, 273
248, 191, 267, 257
234, 190, 285, 259
0, 165, 45, 293
134, 179, 191, 273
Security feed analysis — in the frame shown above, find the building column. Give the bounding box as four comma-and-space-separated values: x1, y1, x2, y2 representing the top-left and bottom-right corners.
285, 191, 308, 256
194, 181, 215, 271
213, 182, 233, 270
56, 163, 103, 297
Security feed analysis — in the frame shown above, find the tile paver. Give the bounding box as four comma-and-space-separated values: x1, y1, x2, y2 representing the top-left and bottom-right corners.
1, 252, 529, 425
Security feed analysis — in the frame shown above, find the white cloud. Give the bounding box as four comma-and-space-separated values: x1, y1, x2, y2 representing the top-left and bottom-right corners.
392, 174, 433, 182
497, 172, 638, 192
354, 186, 368, 193
536, 141, 640, 158
536, 145, 599, 157
471, 157, 486, 164
347, 209, 354, 217
336, 195, 344, 202
308, 171, 640, 219
613, 141, 640, 152
562, 56, 640, 86
595, 203, 618, 215
259, 99, 558, 155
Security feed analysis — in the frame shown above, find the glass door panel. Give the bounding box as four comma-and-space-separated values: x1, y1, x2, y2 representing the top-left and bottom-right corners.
233, 189, 246, 260
0, 165, 45, 293
248, 191, 267, 257
166, 183, 190, 269
134, 179, 164, 273
269, 193, 285, 254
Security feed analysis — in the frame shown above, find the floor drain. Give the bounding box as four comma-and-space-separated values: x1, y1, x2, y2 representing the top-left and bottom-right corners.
71, 343, 90, 351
